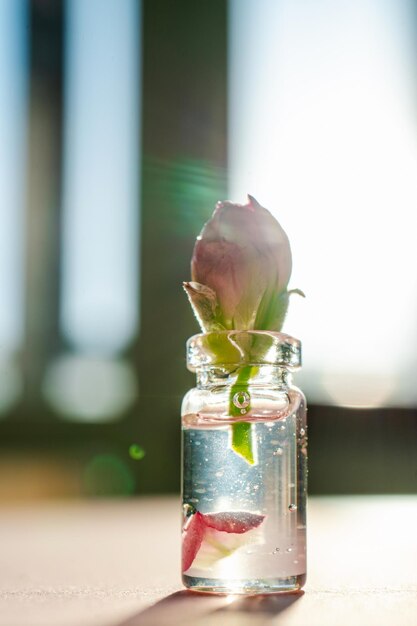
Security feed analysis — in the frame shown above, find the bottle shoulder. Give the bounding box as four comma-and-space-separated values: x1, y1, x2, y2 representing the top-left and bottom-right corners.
181, 384, 305, 422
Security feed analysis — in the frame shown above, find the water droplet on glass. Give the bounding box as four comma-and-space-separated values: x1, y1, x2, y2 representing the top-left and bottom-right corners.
288, 504, 297, 512
240, 408, 247, 415
273, 448, 283, 456
195, 441, 201, 446
233, 391, 250, 409
215, 470, 224, 478
300, 428, 306, 436
293, 560, 299, 564
273, 547, 280, 554
286, 547, 293, 553
280, 424, 286, 431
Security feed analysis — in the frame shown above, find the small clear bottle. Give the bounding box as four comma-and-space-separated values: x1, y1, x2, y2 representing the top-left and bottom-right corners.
181, 331, 307, 594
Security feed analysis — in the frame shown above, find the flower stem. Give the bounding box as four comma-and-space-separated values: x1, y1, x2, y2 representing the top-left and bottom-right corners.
229, 365, 257, 465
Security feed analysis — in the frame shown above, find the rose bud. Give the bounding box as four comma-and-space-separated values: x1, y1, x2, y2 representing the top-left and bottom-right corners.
188, 195, 299, 331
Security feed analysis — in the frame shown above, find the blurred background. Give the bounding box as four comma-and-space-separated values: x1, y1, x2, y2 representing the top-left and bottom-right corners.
0, 0, 416, 501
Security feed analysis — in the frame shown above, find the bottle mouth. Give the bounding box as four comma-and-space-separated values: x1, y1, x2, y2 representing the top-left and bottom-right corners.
186, 330, 301, 372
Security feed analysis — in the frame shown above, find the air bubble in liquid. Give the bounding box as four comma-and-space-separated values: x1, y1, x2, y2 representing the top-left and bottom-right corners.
233, 391, 250, 409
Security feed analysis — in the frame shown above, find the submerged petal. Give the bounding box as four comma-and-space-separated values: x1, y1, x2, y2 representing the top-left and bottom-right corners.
202, 511, 265, 534
182, 511, 206, 572
182, 509, 266, 571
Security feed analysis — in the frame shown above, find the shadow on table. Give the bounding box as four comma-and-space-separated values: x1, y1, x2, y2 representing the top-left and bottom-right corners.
117, 589, 304, 626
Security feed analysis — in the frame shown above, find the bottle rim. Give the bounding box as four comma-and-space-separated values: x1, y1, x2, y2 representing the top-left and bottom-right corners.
186, 330, 301, 372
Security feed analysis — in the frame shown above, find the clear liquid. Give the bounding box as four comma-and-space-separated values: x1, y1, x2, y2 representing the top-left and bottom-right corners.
182, 409, 307, 594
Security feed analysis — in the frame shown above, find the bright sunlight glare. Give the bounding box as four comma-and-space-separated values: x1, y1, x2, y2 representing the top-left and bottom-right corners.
229, 0, 417, 407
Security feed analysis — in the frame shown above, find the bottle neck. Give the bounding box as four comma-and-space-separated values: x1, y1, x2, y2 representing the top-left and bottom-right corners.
196, 364, 292, 389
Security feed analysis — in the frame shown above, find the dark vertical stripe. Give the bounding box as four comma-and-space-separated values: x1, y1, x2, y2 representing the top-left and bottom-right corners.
23, 0, 64, 403
136, 0, 228, 492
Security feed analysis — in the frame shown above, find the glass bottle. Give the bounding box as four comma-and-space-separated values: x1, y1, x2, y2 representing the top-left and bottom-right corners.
181, 331, 307, 594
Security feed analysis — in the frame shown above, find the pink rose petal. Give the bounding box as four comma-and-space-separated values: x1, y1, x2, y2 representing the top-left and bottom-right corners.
182, 510, 266, 571
182, 511, 206, 572
201, 511, 265, 534
191, 195, 292, 330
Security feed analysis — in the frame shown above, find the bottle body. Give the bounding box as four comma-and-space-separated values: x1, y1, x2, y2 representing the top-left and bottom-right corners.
181, 336, 307, 594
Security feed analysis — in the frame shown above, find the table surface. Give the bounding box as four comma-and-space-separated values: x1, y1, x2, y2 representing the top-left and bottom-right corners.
1, 496, 416, 626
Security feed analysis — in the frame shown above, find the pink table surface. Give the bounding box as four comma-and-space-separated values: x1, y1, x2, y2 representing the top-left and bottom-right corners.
0, 496, 416, 626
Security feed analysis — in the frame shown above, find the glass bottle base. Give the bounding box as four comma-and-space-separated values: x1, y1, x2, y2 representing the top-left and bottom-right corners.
183, 573, 306, 595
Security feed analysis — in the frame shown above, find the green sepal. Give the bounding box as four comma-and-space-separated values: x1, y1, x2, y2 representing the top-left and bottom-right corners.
254, 288, 289, 331
183, 281, 226, 332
